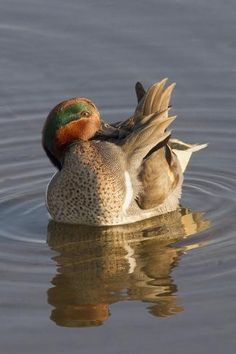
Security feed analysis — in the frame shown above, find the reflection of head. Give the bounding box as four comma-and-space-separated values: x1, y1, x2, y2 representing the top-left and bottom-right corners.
47, 208, 210, 327
50, 303, 109, 328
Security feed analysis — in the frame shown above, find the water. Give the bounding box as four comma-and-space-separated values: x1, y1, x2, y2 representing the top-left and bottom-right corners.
0, 0, 236, 353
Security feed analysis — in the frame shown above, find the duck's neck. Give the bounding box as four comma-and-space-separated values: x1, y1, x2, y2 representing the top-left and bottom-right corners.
54, 116, 101, 160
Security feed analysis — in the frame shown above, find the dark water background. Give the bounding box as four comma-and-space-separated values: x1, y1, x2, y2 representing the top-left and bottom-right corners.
0, 0, 236, 353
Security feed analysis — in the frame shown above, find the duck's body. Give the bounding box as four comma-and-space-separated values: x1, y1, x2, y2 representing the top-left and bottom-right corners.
43, 79, 206, 226
47, 139, 182, 225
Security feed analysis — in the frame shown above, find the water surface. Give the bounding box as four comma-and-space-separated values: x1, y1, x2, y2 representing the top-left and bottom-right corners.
0, 0, 236, 353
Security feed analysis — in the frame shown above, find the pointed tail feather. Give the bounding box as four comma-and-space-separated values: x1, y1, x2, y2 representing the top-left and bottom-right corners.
121, 111, 176, 170
111, 79, 176, 135
170, 139, 208, 172
139, 78, 176, 116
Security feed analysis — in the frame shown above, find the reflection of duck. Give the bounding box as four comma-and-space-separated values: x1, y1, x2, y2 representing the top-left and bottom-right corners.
47, 208, 210, 327
43, 79, 207, 225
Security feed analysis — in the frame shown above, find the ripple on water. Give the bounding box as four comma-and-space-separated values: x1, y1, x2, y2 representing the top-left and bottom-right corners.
0, 115, 236, 326
183, 167, 236, 238
1, 157, 235, 241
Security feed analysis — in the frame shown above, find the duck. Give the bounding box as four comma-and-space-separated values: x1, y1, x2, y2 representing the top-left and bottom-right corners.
42, 78, 207, 226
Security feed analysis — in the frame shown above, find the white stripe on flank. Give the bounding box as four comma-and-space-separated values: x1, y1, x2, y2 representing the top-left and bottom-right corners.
122, 171, 133, 214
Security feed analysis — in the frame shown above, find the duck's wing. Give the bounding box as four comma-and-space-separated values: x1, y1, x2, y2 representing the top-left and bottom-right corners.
96, 79, 180, 209
101, 81, 146, 134
137, 144, 182, 209
150, 139, 208, 207
135, 81, 146, 103
119, 107, 181, 210
114, 78, 174, 132
96, 78, 174, 140
121, 79, 181, 208
96, 79, 207, 210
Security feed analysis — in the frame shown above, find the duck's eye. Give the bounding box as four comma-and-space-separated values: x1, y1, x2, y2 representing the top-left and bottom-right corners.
80, 111, 90, 118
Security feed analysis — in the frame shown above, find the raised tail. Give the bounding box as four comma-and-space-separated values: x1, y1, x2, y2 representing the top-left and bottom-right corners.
169, 139, 208, 172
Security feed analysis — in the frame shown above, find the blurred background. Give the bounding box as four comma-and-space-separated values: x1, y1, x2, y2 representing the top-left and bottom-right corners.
0, 0, 236, 353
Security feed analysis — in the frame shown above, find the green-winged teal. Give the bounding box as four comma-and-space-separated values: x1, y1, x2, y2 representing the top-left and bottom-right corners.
42, 79, 206, 225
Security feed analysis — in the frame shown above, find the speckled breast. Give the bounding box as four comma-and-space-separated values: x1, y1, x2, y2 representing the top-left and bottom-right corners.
46, 140, 126, 225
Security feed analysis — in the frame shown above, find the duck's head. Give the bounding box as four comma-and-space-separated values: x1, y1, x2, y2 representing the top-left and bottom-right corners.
42, 97, 101, 169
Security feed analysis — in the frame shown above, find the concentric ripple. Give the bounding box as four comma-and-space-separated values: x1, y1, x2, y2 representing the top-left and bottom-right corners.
0, 136, 235, 246
0, 157, 51, 244
0, 110, 235, 307
183, 166, 236, 241
0, 131, 55, 277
